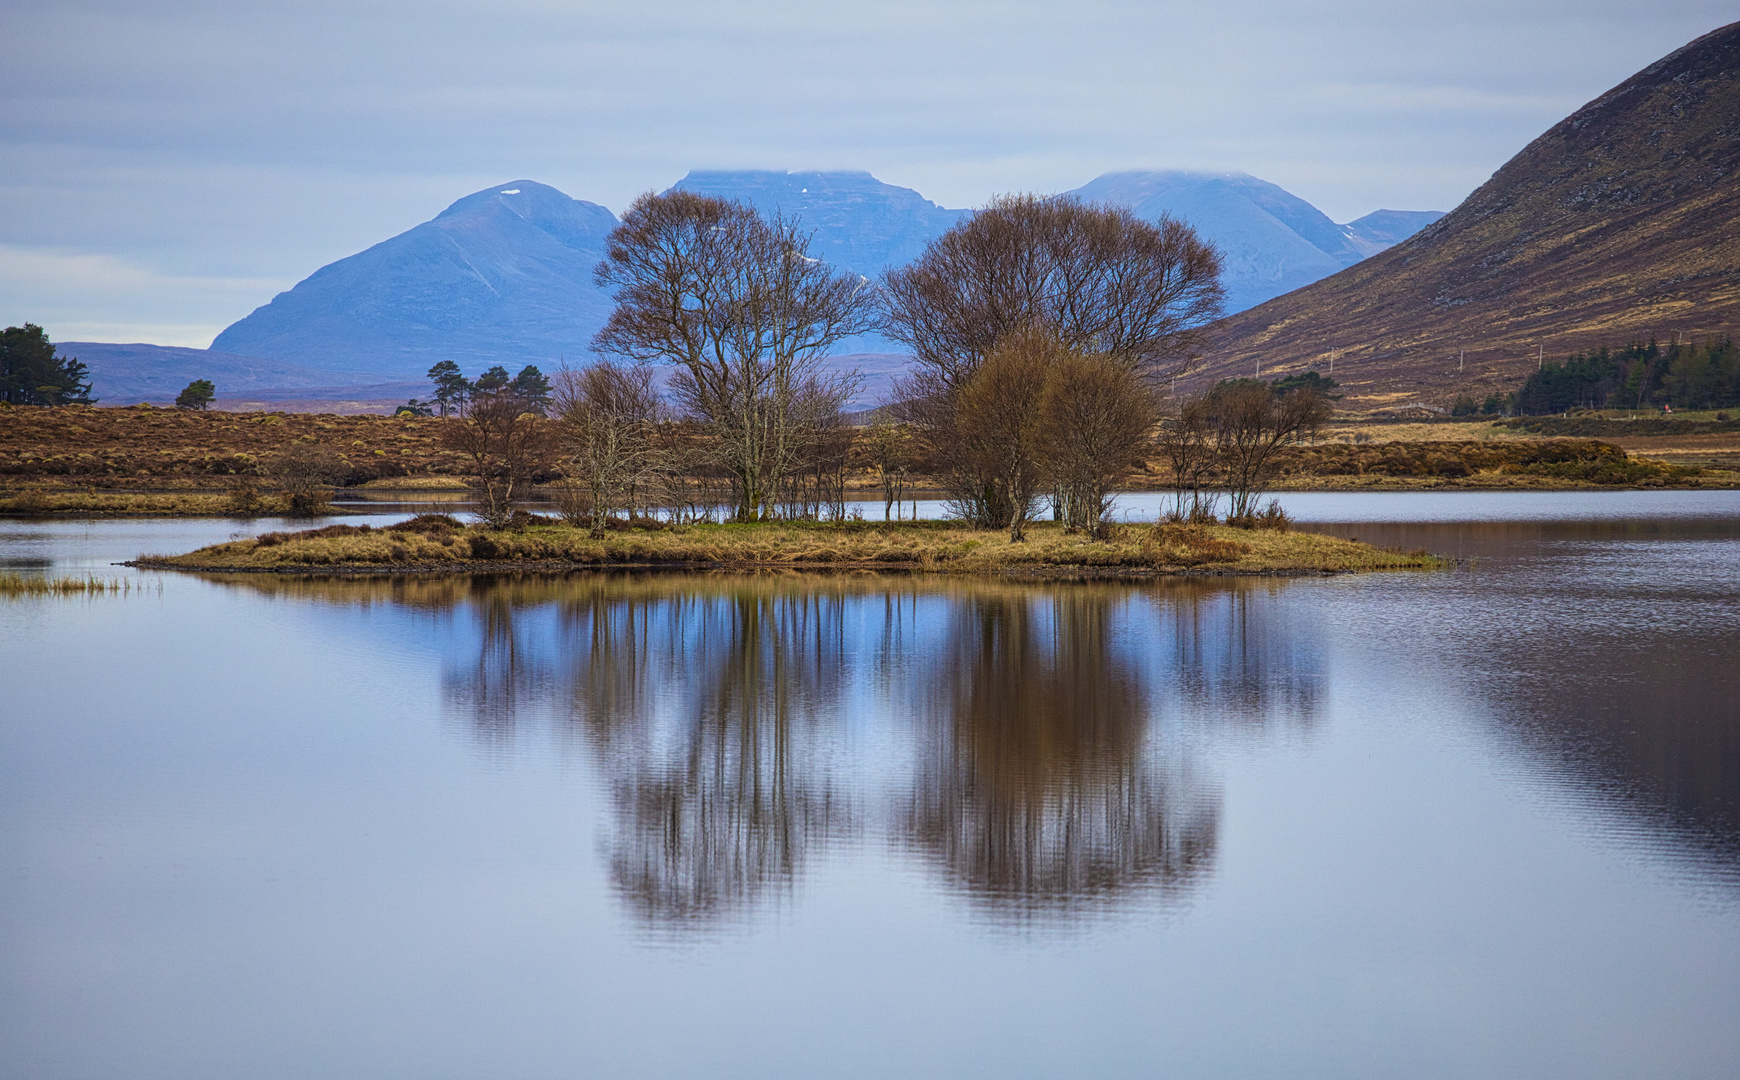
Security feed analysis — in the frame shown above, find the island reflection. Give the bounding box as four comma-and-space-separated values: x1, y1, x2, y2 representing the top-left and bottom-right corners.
215, 572, 1328, 929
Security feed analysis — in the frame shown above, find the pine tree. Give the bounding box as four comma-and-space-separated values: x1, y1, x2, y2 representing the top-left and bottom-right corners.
0, 324, 96, 405
175, 379, 215, 410
426, 360, 470, 416
511, 365, 553, 414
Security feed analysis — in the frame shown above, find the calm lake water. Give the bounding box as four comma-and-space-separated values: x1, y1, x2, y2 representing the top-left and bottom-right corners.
3, 492, 1738, 1078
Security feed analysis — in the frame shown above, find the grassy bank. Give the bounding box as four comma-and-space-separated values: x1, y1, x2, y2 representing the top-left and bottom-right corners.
136, 515, 1445, 577
0, 488, 325, 516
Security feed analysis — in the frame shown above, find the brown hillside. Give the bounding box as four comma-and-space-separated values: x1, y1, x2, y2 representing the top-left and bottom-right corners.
1193, 22, 1740, 410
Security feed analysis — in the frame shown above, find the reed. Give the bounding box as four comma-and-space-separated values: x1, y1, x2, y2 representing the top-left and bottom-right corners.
0, 572, 149, 596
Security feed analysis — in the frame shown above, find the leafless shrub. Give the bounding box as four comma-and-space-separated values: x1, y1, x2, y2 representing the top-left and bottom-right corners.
859, 419, 913, 521
439, 393, 557, 528
1251, 499, 1291, 531
954, 328, 1054, 540
269, 443, 345, 516
779, 389, 854, 520
1157, 396, 1220, 523
553, 360, 663, 536
1207, 381, 1333, 520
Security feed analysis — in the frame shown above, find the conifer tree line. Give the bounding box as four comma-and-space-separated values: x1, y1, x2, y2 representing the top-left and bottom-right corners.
422, 361, 553, 416
1492, 339, 1740, 415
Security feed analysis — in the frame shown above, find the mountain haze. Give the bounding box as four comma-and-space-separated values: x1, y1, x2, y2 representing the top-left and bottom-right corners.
1194, 21, 1740, 409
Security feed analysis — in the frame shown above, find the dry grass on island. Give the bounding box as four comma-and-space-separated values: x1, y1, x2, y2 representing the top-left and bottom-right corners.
134, 513, 1444, 577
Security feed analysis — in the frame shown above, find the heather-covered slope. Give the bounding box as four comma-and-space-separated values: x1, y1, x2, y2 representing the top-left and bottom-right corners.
1194, 21, 1740, 410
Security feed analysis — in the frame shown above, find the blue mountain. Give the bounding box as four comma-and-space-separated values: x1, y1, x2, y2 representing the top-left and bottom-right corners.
669, 170, 968, 279
1064, 171, 1443, 314
200, 171, 1442, 394
212, 181, 618, 376
1342, 209, 1448, 253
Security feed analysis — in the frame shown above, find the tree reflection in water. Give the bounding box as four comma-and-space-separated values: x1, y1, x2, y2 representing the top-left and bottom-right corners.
555, 583, 858, 928
445, 584, 554, 748
902, 586, 1222, 917
217, 573, 1325, 930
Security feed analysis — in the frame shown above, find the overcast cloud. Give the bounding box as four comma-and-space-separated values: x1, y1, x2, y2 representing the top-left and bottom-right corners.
0, 0, 1731, 346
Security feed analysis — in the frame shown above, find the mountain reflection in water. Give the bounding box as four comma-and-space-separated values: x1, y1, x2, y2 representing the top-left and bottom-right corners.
1313, 517, 1740, 881
221, 573, 1327, 928
901, 589, 1219, 915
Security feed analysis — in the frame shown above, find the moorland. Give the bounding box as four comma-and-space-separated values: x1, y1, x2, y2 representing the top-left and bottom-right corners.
3, 404, 1733, 519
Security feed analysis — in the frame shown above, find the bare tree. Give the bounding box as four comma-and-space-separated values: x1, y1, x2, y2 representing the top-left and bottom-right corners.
1206, 381, 1333, 520
648, 420, 732, 523
954, 329, 1054, 541
553, 361, 663, 536
1156, 396, 1219, 523
441, 390, 557, 528
593, 191, 875, 521
1037, 352, 1159, 538
884, 194, 1221, 525
778, 385, 854, 520
882, 193, 1223, 390
859, 419, 912, 521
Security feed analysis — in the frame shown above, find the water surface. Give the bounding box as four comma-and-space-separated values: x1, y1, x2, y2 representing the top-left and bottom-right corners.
2, 492, 1737, 1078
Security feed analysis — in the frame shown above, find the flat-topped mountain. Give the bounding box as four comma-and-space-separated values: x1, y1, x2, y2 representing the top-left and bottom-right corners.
59, 342, 367, 403
669, 170, 969, 279
1193, 21, 1740, 410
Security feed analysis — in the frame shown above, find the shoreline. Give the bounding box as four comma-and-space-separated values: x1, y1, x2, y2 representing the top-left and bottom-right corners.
128, 518, 1447, 579
6, 472, 1737, 519
124, 557, 1380, 579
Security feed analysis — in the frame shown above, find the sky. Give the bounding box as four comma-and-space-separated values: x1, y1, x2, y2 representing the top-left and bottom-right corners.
0, 1, 1732, 348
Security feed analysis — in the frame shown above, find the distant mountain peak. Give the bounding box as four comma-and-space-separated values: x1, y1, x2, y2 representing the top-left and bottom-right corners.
1068, 169, 1440, 311
211, 179, 619, 374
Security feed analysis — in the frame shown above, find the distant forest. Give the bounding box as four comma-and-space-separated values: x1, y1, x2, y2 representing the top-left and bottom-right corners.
1512, 339, 1740, 414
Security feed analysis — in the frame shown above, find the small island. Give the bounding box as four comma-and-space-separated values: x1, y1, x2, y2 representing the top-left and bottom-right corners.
133, 514, 1443, 577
